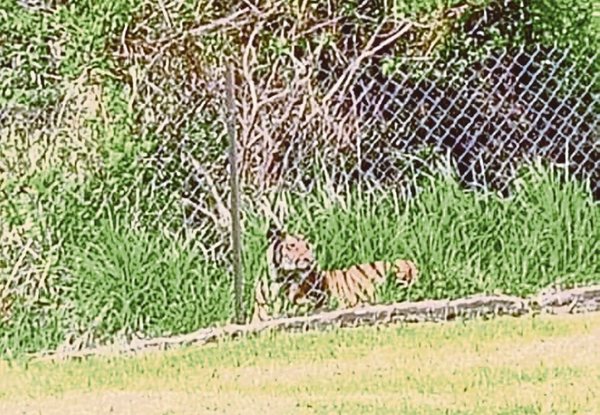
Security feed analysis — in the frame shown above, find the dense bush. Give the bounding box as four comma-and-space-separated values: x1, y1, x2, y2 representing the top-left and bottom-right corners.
0, 0, 598, 357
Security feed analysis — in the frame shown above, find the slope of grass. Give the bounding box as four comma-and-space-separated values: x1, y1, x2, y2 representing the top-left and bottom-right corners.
1, 312, 599, 414
2, 0, 598, 363
0, 215, 233, 357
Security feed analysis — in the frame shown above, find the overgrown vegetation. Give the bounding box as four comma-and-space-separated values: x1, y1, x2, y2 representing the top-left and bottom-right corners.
1, 0, 598, 358
2, 160, 598, 357
243, 162, 600, 315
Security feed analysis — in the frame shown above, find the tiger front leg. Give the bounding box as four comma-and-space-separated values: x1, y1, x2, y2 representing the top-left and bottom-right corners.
251, 278, 277, 324
252, 277, 300, 323
283, 282, 312, 317
288, 282, 332, 316
250, 278, 281, 324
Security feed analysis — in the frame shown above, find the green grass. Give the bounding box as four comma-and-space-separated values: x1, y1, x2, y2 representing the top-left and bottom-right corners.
64, 217, 233, 341
1, 162, 598, 359
0, 213, 233, 356
1, 312, 599, 414
243, 163, 600, 314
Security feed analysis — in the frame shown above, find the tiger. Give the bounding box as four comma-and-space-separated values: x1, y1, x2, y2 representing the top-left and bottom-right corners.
251, 223, 419, 323
251, 225, 317, 323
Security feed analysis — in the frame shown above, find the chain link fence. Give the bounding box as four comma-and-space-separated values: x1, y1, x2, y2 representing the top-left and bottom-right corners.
225, 42, 598, 197
0, 0, 598, 348
129, 0, 598, 320
135, 0, 598, 260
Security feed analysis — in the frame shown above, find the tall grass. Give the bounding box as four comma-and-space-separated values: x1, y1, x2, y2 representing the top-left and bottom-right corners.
64, 217, 233, 343
243, 163, 599, 311
1, 163, 598, 358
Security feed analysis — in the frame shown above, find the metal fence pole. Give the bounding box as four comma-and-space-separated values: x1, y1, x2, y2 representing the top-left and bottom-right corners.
225, 61, 244, 324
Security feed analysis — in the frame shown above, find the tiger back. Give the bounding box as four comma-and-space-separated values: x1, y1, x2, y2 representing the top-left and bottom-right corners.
322, 259, 418, 307
292, 259, 419, 310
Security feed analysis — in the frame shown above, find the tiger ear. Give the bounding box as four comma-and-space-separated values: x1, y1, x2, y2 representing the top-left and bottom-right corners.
266, 221, 284, 240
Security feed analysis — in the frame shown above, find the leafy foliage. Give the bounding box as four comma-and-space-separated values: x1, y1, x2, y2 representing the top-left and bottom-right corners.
0, 0, 598, 358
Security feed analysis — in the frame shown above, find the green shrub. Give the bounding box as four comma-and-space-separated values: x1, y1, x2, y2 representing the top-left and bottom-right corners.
64, 217, 232, 343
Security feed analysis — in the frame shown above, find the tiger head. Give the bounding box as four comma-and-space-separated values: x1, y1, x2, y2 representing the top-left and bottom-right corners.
392, 259, 419, 287
267, 223, 316, 283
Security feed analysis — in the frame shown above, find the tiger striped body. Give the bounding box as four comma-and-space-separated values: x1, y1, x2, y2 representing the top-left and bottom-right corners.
292, 259, 418, 310
251, 224, 418, 323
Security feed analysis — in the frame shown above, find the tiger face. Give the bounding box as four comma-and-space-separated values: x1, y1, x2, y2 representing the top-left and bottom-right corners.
267, 224, 316, 283
392, 259, 419, 287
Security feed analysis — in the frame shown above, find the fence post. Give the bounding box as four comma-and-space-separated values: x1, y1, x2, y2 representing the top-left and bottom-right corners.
225, 61, 244, 324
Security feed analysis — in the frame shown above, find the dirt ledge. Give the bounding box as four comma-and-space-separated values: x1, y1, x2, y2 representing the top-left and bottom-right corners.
33, 284, 600, 362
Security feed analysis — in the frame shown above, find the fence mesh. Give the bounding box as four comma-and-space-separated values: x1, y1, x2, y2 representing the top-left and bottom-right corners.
0, 0, 598, 349
132, 0, 598, 258
227, 43, 598, 197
